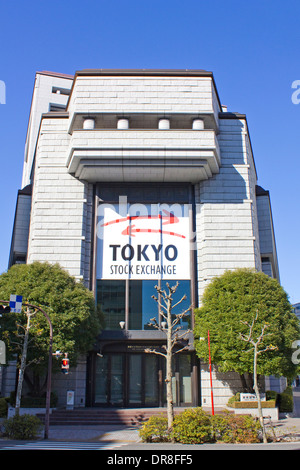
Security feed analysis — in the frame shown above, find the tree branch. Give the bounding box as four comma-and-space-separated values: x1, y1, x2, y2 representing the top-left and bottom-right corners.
144, 348, 166, 358
174, 345, 189, 355
172, 295, 187, 310
151, 295, 168, 312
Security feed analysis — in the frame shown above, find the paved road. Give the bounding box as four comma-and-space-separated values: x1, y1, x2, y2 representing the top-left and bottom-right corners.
1, 439, 300, 451
0, 440, 128, 451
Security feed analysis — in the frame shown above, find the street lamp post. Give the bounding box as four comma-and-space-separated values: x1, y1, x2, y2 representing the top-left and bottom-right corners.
27, 303, 53, 439
207, 330, 215, 416
0, 300, 53, 439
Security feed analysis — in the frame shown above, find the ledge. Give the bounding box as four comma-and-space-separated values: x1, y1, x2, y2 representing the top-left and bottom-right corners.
66, 129, 220, 183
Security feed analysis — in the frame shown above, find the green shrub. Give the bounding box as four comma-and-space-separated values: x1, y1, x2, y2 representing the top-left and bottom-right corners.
9, 391, 58, 408
231, 400, 276, 409
278, 386, 293, 413
227, 392, 240, 407
139, 407, 263, 444
139, 414, 169, 442
171, 408, 213, 444
265, 387, 293, 412
2, 414, 43, 440
211, 412, 261, 443
0, 397, 8, 418
266, 390, 278, 402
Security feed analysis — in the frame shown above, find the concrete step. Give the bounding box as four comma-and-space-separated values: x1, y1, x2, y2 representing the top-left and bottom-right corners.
37, 407, 231, 426
37, 408, 181, 426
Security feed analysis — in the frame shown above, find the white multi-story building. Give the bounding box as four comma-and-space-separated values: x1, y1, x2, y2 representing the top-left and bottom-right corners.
293, 303, 300, 322
6, 69, 281, 407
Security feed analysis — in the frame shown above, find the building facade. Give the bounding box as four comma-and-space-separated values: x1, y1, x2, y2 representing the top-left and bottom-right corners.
5, 69, 281, 407
293, 303, 300, 323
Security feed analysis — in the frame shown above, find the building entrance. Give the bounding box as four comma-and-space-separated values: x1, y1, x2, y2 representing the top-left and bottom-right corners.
91, 351, 195, 407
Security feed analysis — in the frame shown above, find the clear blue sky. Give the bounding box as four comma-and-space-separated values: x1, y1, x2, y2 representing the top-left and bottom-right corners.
0, 0, 299, 303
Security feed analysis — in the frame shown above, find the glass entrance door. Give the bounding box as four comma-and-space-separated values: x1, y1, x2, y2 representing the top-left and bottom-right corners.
95, 355, 108, 404
110, 355, 124, 405
129, 355, 142, 404
166, 355, 192, 406
93, 352, 193, 407
128, 354, 159, 405
95, 354, 124, 406
145, 355, 159, 405
178, 355, 192, 405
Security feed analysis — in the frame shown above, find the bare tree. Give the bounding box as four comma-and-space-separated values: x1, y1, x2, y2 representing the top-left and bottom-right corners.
13, 306, 42, 416
145, 282, 191, 432
239, 311, 278, 444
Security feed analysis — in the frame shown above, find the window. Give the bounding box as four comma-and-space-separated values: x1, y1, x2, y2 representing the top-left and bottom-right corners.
96, 279, 191, 330
49, 103, 67, 112
96, 280, 125, 330
51, 86, 71, 96
129, 280, 158, 329
160, 280, 191, 330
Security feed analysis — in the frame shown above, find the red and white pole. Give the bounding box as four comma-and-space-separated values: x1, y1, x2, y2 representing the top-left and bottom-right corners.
207, 330, 215, 416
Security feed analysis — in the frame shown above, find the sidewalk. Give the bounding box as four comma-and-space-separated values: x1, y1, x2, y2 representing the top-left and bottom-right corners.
45, 424, 141, 443
3, 388, 300, 445
44, 388, 300, 444
270, 387, 300, 441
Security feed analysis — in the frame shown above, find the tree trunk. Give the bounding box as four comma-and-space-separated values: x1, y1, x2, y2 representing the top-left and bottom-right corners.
166, 296, 174, 432
15, 312, 31, 416
240, 374, 249, 392
239, 373, 254, 393
166, 351, 174, 431
253, 344, 268, 444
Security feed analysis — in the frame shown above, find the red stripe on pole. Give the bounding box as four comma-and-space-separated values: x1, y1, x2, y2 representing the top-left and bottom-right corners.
207, 330, 215, 416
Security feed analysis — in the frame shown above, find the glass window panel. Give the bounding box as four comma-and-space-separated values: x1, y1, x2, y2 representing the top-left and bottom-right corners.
142, 281, 159, 329
129, 280, 158, 330
96, 280, 126, 330
160, 280, 191, 329
129, 280, 142, 329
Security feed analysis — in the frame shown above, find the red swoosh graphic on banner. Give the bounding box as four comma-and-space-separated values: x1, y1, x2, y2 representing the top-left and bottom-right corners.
121, 225, 186, 238
101, 210, 179, 227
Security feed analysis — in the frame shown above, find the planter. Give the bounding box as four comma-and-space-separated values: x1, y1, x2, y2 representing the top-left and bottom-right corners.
228, 401, 278, 420
7, 407, 55, 419
233, 406, 278, 420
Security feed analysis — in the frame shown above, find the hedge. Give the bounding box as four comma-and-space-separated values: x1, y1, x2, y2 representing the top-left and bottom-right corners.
228, 386, 294, 413
277, 386, 293, 413
231, 400, 276, 409
2, 414, 43, 439
9, 391, 58, 408
0, 397, 8, 418
139, 408, 261, 444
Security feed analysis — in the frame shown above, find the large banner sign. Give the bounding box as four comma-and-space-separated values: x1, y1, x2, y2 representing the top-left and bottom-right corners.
96, 199, 190, 280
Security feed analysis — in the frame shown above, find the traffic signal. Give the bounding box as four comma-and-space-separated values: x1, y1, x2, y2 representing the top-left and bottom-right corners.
61, 355, 69, 374
0, 305, 10, 315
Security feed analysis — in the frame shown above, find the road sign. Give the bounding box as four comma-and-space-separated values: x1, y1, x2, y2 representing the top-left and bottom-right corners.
9, 295, 23, 313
